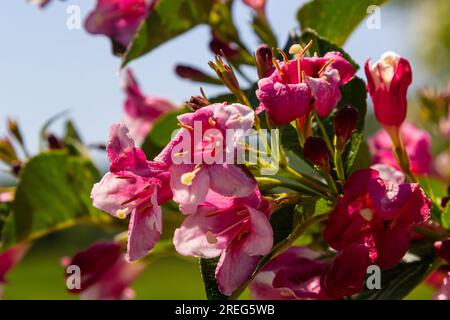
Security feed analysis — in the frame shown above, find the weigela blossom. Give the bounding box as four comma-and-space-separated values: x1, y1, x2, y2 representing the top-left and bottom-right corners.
242, 0, 266, 18
365, 51, 412, 127
256, 52, 355, 125
91, 123, 172, 261
85, 0, 151, 49
433, 272, 450, 300
123, 69, 177, 144
62, 242, 145, 300
174, 189, 273, 296
156, 103, 256, 214
369, 123, 432, 175
324, 168, 431, 270
250, 245, 370, 300
0, 244, 30, 298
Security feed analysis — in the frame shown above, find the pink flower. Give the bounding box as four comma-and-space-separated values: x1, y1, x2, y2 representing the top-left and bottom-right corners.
369, 123, 433, 175
0, 190, 14, 203
433, 272, 450, 300
323, 168, 430, 270
242, 0, 266, 18
123, 69, 177, 144
174, 190, 273, 296
365, 52, 412, 127
435, 152, 450, 179
91, 123, 172, 261
156, 103, 256, 214
320, 244, 371, 298
250, 244, 370, 300
85, 0, 151, 49
435, 239, 450, 264
250, 247, 329, 300
0, 244, 30, 298
62, 242, 145, 300
256, 52, 354, 125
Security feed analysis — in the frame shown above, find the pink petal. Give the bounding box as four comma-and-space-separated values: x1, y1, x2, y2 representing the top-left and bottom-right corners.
242, 207, 273, 256
127, 191, 162, 261
208, 164, 256, 198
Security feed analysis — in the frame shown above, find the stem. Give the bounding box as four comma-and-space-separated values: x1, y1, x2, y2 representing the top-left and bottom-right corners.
315, 113, 334, 154
230, 213, 330, 300
333, 138, 346, 183
385, 125, 417, 183
283, 166, 332, 199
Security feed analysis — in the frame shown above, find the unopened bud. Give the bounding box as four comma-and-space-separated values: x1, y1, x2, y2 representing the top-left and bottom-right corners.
303, 137, 329, 167
208, 55, 241, 94
255, 44, 273, 79
333, 105, 359, 147
209, 32, 239, 60
175, 65, 222, 85
47, 133, 64, 150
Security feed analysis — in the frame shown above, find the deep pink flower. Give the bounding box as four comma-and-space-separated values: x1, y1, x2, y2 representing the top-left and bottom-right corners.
435, 239, 450, 264
156, 103, 256, 214
174, 189, 272, 296
250, 247, 330, 300
320, 244, 371, 298
369, 123, 432, 175
433, 272, 450, 300
435, 152, 450, 179
0, 244, 30, 298
250, 245, 370, 300
324, 168, 430, 270
242, 0, 266, 18
85, 0, 151, 48
91, 123, 172, 261
123, 69, 177, 144
365, 52, 412, 127
256, 52, 354, 125
62, 242, 145, 300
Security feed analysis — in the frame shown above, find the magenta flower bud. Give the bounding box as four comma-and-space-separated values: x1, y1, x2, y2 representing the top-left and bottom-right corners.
435, 239, 450, 264
333, 105, 359, 144
255, 44, 273, 79
175, 65, 222, 85
365, 52, 412, 127
303, 137, 329, 167
209, 32, 239, 60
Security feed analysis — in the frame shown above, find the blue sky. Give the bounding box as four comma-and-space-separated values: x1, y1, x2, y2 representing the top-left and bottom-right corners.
0, 0, 420, 158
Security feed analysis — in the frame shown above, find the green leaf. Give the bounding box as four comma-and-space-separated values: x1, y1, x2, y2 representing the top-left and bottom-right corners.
356, 257, 435, 300
122, 0, 248, 66
297, 0, 389, 46
142, 108, 188, 159
442, 202, 450, 229
1, 152, 107, 251
200, 257, 228, 300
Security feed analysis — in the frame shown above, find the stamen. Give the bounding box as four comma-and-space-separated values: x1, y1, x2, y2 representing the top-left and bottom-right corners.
318, 58, 336, 75
272, 58, 284, 79
174, 150, 190, 157
206, 231, 218, 244
359, 208, 374, 222
181, 165, 202, 186
277, 48, 290, 65
208, 117, 216, 127
289, 44, 303, 83
116, 208, 130, 219
178, 123, 193, 131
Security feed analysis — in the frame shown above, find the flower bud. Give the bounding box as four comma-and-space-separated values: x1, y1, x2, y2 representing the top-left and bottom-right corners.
209, 32, 239, 60
255, 44, 273, 79
242, 0, 266, 19
333, 105, 359, 146
364, 51, 412, 127
435, 239, 450, 264
187, 95, 210, 111
208, 55, 241, 95
7, 119, 24, 146
175, 65, 222, 85
303, 137, 329, 167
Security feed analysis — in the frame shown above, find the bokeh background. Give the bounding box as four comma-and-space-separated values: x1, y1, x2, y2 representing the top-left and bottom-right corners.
0, 0, 449, 299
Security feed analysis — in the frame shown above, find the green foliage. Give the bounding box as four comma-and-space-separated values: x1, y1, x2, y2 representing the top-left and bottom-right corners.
356, 257, 435, 300
442, 202, 450, 229
297, 0, 389, 46
200, 257, 228, 300
1, 152, 107, 252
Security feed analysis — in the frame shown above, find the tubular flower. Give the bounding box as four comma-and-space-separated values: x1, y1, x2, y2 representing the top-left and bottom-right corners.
0, 244, 30, 299
256, 51, 355, 125
91, 123, 172, 261
123, 69, 177, 144
156, 103, 256, 214
365, 51, 412, 127
85, 0, 151, 49
62, 242, 145, 300
324, 168, 431, 270
174, 190, 272, 296
368, 123, 433, 175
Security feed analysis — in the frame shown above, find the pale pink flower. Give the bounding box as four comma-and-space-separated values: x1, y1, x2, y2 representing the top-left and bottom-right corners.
91, 123, 172, 261
174, 190, 272, 296
369, 123, 433, 175
123, 69, 177, 144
